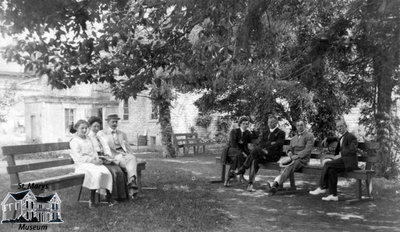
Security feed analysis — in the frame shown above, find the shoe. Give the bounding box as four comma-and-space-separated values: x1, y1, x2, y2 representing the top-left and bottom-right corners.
223, 178, 231, 187
235, 167, 245, 176
228, 170, 237, 179
108, 200, 118, 207
269, 186, 277, 195
128, 188, 138, 199
247, 184, 254, 192
239, 175, 247, 183
269, 181, 279, 195
322, 194, 339, 201
309, 187, 327, 195
128, 176, 138, 189
264, 182, 271, 191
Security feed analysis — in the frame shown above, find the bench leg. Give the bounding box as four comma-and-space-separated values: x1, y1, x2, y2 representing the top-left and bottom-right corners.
356, 179, 362, 200
210, 163, 226, 183
90, 190, 96, 205
365, 177, 373, 199
289, 172, 296, 190
137, 169, 142, 192
77, 185, 83, 201
222, 164, 227, 182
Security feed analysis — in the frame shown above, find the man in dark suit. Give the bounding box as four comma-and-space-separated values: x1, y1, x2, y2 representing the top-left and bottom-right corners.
224, 116, 257, 187
309, 120, 359, 201
236, 115, 285, 191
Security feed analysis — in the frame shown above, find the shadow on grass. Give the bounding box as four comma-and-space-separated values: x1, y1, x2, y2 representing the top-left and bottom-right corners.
0, 154, 228, 232
1, 153, 400, 232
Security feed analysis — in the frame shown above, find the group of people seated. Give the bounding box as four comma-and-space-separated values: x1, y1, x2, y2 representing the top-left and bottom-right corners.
223, 115, 359, 202
69, 114, 139, 206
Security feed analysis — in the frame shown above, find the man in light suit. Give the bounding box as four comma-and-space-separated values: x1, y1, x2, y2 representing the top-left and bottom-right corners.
309, 120, 359, 201
269, 120, 315, 194
98, 114, 138, 197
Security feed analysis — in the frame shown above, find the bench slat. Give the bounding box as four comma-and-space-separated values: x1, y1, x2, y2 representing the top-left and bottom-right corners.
173, 133, 197, 136
175, 138, 200, 142
2, 142, 70, 156
181, 143, 208, 147
7, 158, 75, 174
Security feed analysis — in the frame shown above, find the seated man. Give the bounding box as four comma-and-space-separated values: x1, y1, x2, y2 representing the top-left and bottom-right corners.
309, 120, 359, 201
236, 115, 286, 191
224, 116, 258, 187
269, 120, 314, 194
98, 114, 139, 198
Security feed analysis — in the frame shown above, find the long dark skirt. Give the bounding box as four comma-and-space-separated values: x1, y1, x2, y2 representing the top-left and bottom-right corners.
104, 164, 128, 201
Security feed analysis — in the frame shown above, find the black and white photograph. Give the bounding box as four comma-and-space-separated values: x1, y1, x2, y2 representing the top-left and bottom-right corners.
0, 0, 399, 231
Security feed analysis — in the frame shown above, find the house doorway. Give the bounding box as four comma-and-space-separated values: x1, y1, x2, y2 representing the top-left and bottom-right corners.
30, 115, 38, 142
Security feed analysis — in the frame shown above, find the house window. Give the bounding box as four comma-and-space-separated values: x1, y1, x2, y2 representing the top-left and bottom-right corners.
65, 108, 75, 132
123, 99, 129, 120
151, 102, 158, 120
26, 201, 28, 208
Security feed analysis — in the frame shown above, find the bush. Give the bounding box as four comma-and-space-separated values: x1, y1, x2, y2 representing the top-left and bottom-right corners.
195, 114, 213, 128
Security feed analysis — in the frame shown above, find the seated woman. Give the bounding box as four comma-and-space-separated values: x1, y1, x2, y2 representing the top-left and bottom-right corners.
69, 119, 113, 207
88, 116, 128, 202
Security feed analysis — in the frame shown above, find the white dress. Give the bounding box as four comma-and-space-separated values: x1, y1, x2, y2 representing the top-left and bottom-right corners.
69, 135, 113, 192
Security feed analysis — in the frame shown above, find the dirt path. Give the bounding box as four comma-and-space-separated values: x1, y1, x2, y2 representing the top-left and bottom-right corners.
147, 155, 400, 232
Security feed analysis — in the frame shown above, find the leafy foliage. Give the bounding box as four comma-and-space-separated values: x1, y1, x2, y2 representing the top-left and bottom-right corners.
0, 83, 17, 122
1, 0, 399, 175
195, 114, 212, 129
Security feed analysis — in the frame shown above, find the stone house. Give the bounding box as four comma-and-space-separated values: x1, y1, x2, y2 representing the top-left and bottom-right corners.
0, 69, 206, 146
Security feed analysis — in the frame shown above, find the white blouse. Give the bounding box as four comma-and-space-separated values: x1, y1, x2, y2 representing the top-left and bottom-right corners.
69, 135, 98, 163
88, 131, 112, 156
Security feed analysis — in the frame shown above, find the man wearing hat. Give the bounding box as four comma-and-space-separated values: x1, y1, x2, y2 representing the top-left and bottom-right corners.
98, 114, 139, 198
269, 120, 314, 194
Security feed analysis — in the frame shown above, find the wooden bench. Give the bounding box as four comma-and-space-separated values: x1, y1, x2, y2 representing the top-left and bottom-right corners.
173, 133, 209, 156
2, 142, 147, 204
214, 140, 379, 202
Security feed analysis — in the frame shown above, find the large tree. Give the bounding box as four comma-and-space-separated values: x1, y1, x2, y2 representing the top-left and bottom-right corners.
0, 0, 212, 158
184, 0, 400, 177
1, 0, 399, 177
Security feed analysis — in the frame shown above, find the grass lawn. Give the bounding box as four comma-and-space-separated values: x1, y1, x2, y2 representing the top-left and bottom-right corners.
0, 151, 400, 232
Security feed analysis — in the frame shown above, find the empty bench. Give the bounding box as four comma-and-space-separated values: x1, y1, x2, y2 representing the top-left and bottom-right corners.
2, 142, 147, 204
214, 140, 379, 201
173, 133, 209, 156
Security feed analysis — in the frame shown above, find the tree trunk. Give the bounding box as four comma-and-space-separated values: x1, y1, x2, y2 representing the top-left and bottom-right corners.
158, 98, 176, 158
374, 53, 395, 178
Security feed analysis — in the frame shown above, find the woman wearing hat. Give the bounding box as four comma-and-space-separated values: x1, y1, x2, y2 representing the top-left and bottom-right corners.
98, 114, 139, 198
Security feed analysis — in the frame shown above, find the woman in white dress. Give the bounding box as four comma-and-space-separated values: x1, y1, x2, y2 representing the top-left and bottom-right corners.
69, 119, 113, 206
